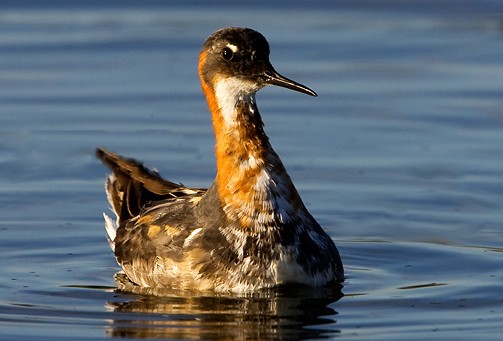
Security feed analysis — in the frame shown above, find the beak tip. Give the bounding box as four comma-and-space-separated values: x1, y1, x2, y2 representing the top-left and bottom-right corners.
301, 87, 317, 97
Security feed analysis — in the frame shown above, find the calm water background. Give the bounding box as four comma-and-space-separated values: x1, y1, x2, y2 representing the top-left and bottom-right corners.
1, 0, 503, 340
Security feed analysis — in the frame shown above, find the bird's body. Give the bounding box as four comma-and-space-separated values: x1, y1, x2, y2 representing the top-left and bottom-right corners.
97, 27, 343, 293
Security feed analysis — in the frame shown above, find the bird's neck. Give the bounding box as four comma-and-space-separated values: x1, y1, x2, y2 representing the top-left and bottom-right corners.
200, 76, 305, 230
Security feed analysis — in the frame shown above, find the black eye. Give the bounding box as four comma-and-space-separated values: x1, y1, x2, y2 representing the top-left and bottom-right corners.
222, 47, 234, 60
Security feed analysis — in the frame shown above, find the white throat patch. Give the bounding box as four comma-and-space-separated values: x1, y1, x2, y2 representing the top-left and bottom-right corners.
213, 77, 261, 127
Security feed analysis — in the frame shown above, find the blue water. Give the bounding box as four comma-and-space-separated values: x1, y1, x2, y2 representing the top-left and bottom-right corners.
1, 1, 503, 340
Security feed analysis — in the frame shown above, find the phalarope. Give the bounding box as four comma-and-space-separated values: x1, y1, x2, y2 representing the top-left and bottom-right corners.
97, 27, 344, 293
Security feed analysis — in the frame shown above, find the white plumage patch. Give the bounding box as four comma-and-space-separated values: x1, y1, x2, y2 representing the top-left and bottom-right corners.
103, 213, 117, 251
254, 166, 296, 224
214, 77, 262, 127
102, 173, 121, 252
183, 228, 203, 247
225, 43, 239, 53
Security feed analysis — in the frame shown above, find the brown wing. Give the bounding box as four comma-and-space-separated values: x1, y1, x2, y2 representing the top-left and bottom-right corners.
96, 147, 205, 223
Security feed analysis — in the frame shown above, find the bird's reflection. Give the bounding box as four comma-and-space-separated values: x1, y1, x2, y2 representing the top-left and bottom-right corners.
105, 273, 343, 340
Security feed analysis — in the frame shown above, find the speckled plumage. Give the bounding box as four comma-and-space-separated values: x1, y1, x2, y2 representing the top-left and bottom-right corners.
97, 27, 343, 293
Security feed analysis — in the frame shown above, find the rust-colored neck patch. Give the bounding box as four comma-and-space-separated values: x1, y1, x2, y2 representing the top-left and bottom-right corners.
199, 51, 304, 230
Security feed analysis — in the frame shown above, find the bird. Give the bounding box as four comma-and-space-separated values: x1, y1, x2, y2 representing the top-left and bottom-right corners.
96, 27, 344, 293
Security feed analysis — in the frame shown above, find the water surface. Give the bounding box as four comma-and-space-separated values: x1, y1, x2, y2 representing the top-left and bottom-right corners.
1, 1, 503, 340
